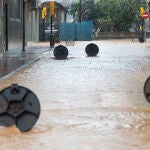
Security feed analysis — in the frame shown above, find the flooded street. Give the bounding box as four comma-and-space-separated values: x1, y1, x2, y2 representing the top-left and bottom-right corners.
0, 40, 150, 150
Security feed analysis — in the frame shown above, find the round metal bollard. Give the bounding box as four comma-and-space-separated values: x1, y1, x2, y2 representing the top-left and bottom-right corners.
53, 45, 68, 60
85, 43, 99, 57
0, 84, 40, 132
144, 76, 150, 103
139, 37, 145, 43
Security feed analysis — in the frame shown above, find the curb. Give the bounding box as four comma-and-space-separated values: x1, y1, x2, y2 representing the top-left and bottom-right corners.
0, 57, 40, 83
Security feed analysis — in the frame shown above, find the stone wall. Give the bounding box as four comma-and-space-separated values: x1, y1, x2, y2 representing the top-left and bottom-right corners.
94, 32, 150, 39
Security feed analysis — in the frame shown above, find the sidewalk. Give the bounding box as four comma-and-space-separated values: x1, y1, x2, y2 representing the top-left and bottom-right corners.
0, 44, 50, 82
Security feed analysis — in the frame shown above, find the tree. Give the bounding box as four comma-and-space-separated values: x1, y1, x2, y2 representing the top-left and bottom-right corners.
69, 0, 146, 32
69, 1, 79, 20
96, 0, 147, 32
69, 0, 100, 22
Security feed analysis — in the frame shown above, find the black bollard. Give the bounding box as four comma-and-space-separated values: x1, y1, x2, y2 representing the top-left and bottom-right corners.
139, 37, 145, 43
50, 34, 55, 48
0, 84, 40, 132
85, 43, 99, 57
53, 45, 68, 60
144, 76, 150, 103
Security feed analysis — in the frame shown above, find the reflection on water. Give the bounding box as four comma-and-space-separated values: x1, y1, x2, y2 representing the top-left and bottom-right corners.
0, 40, 150, 150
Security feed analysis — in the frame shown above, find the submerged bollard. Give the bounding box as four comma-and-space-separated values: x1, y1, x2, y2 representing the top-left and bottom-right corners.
0, 84, 40, 132
85, 43, 99, 57
53, 45, 68, 60
144, 76, 150, 103
139, 37, 145, 43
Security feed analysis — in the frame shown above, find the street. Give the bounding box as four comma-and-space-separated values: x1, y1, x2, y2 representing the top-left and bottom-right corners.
0, 39, 150, 150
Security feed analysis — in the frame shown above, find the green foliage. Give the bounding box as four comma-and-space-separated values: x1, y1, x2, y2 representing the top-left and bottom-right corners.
69, 0, 147, 32
69, 2, 79, 18
69, 0, 100, 22
81, 0, 98, 21
96, 17, 113, 32
96, 0, 146, 32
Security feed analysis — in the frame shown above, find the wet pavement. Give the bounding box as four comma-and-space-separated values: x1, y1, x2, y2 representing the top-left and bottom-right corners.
0, 39, 150, 150
0, 45, 50, 81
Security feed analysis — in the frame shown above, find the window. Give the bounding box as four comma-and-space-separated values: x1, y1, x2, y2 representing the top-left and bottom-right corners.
15, 0, 21, 20
9, 0, 14, 18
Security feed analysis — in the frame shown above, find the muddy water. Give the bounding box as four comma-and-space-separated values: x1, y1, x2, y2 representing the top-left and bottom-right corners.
0, 40, 150, 150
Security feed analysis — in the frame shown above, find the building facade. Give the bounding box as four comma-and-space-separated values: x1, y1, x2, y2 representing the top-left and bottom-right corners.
24, 0, 41, 45
0, 0, 24, 53
0, 0, 70, 52
0, 0, 41, 54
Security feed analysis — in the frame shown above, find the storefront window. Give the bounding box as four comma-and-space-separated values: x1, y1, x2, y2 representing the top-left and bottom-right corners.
9, 0, 14, 18
15, 0, 21, 20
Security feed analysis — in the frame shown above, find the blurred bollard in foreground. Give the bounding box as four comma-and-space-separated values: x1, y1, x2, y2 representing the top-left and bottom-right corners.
0, 84, 41, 132
144, 76, 150, 103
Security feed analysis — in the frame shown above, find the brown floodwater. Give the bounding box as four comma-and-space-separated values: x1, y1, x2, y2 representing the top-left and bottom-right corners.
0, 40, 150, 150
